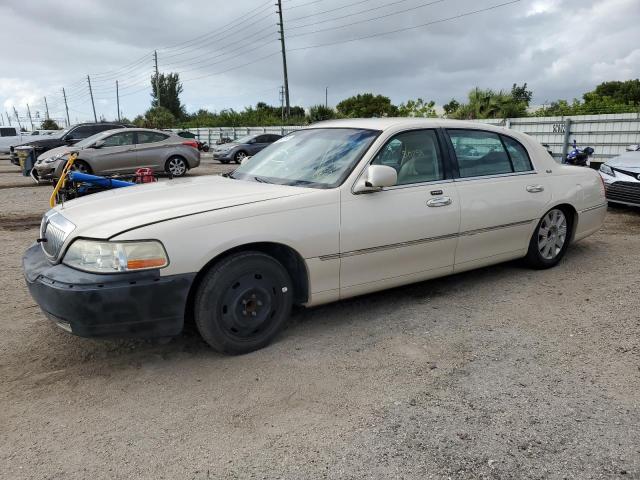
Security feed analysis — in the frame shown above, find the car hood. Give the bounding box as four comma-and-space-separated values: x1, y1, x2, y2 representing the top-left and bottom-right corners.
36, 145, 74, 161
15, 137, 65, 150
214, 142, 241, 149
606, 152, 640, 170
52, 175, 312, 239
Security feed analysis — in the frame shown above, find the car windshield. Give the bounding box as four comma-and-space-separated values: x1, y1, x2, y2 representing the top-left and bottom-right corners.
53, 128, 71, 138
74, 131, 109, 148
231, 128, 380, 188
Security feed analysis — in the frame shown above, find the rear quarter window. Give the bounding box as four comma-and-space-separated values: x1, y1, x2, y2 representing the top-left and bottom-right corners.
501, 135, 533, 172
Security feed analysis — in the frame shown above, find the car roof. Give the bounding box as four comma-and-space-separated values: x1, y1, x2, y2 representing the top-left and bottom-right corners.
97, 127, 174, 135
310, 117, 509, 133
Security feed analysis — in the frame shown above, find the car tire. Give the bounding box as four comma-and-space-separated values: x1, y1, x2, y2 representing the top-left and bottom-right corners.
524, 207, 572, 269
194, 251, 293, 355
234, 151, 248, 164
165, 156, 188, 177
71, 160, 92, 174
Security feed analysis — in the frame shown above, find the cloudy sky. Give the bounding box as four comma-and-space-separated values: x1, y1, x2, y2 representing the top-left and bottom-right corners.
0, 0, 638, 126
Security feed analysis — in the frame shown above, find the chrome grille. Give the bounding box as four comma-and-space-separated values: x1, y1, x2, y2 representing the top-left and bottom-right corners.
40, 212, 75, 258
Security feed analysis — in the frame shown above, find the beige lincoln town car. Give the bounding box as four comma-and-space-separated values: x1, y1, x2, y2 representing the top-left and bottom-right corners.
24, 118, 606, 354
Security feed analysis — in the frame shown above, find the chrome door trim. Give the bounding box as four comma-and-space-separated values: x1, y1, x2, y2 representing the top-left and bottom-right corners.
320, 218, 536, 261
453, 171, 538, 183
580, 203, 607, 213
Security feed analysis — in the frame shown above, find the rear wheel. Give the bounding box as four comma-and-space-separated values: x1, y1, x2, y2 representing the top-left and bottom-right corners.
194, 252, 293, 354
525, 207, 572, 269
165, 156, 188, 177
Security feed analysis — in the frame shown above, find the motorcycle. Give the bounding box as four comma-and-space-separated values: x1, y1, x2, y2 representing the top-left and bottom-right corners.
564, 140, 594, 166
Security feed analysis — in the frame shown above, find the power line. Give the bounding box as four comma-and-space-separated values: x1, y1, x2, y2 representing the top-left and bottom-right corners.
286, 0, 373, 23
159, 1, 274, 55
287, 0, 445, 33
289, 0, 521, 51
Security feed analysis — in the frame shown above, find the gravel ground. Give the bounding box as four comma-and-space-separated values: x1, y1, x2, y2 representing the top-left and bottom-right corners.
0, 155, 638, 479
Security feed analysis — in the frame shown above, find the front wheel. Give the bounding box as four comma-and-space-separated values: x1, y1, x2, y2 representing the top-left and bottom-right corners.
165, 156, 188, 177
234, 151, 247, 164
194, 252, 293, 354
524, 207, 572, 269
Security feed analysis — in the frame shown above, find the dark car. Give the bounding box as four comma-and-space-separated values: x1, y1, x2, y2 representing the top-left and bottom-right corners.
10, 122, 130, 165
211, 133, 282, 164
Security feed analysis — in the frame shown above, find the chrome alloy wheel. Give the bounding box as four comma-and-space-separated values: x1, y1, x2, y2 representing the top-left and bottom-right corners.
168, 157, 187, 176
537, 208, 567, 260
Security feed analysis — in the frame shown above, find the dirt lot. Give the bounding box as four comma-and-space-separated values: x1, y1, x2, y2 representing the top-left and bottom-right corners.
0, 156, 638, 479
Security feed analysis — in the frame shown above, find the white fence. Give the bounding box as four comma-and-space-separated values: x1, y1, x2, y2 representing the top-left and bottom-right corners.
175, 112, 640, 162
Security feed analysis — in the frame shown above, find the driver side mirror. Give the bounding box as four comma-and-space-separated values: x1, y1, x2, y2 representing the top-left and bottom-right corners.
353, 165, 397, 193
64, 137, 75, 145
92, 140, 105, 149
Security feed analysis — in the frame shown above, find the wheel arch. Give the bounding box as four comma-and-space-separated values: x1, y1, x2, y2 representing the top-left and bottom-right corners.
547, 202, 579, 242
184, 241, 310, 324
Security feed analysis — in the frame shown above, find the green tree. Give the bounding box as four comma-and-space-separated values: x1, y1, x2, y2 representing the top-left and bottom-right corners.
151, 72, 185, 119
307, 104, 337, 122
442, 99, 460, 117
336, 93, 398, 118
587, 79, 640, 106
511, 82, 533, 106
40, 118, 60, 130
137, 106, 176, 129
397, 98, 437, 117
451, 87, 528, 119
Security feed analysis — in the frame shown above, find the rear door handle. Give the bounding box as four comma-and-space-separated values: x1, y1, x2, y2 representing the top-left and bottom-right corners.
427, 196, 452, 207
526, 185, 544, 193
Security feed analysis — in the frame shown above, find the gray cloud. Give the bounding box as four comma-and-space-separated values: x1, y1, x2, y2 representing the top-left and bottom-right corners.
0, 0, 638, 124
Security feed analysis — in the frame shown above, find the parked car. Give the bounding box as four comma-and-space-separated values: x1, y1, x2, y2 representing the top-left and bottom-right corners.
24, 118, 606, 355
0, 126, 24, 154
176, 131, 209, 152
9, 122, 129, 165
599, 150, 640, 207
33, 128, 200, 180
212, 133, 281, 163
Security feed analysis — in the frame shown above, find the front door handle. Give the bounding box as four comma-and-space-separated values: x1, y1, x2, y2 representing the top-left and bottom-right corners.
526, 184, 545, 193
427, 196, 452, 207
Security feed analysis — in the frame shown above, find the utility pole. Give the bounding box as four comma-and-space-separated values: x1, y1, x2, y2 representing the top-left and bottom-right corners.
116, 80, 121, 122
87, 75, 97, 122
62, 88, 70, 127
44, 96, 50, 120
276, 0, 290, 119
5, 111, 11, 126
279, 86, 285, 122
154, 50, 160, 108
13, 106, 22, 130
325, 87, 328, 108
26, 104, 34, 130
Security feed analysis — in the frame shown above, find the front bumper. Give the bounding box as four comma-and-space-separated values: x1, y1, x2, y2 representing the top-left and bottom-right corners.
212, 151, 233, 161
603, 180, 640, 207
23, 243, 196, 338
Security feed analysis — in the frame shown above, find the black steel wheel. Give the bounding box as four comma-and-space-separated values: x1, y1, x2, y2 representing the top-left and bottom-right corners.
71, 160, 92, 174
194, 251, 293, 354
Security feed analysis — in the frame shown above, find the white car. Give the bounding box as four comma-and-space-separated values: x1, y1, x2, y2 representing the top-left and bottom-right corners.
24, 119, 607, 354
0, 126, 24, 154
599, 151, 640, 207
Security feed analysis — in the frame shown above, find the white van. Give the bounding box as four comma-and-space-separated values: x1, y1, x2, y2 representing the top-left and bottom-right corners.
0, 126, 23, 154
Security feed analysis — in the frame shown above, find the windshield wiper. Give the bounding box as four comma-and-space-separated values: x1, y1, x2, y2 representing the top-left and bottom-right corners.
253, 176, 272, 184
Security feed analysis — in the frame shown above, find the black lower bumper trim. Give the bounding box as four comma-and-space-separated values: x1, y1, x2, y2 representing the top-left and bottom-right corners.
23, 243, 196, 338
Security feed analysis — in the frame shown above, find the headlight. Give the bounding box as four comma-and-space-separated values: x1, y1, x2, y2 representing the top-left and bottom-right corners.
42, 153, 67, 164
63, 239, 168, 273
599, 164, 614, 176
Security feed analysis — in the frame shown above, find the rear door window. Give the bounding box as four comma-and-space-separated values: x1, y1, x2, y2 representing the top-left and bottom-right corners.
137, 132, 169, 144
447, 129, 512, 178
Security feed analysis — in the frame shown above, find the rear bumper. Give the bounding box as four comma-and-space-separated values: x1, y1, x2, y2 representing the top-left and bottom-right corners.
23, 243, 196, 338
